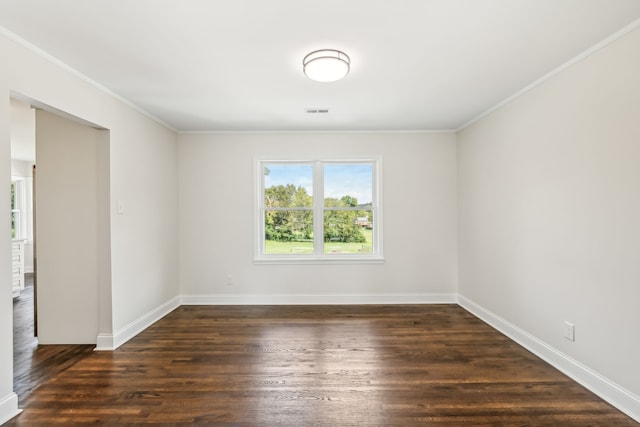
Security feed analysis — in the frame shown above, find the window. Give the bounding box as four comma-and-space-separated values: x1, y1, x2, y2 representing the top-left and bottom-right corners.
255, 158, 382, 263
11, 180, 22, 239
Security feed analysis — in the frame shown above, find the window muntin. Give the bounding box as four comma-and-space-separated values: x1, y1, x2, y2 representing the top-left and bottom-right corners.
257, 158, 382, 263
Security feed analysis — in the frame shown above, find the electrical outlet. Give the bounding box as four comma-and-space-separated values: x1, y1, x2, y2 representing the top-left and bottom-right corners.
226, 274, 233, 285
564, 321, 575, 342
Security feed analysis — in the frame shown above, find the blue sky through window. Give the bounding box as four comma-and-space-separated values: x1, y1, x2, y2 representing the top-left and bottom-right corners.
265, 164, 313, 197
324, 164, 372, 204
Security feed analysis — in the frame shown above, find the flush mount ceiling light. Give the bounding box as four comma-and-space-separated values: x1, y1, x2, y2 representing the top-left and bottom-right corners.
303, 49, 350, 82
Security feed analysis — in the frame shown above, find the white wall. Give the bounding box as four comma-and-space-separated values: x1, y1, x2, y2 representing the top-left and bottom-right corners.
458, 25, 640, 405
0, 80, 18, 424
9, 97, 35, 162
108, 108, 179, 338
35, 109, 102, 344
179, 132, 458, 302
10, 159, 32, 177
0, 30, 179, 422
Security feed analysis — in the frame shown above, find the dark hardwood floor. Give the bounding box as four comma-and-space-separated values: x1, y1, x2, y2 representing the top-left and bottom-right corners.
6, 303, 637, 426
12, 275, 94, 404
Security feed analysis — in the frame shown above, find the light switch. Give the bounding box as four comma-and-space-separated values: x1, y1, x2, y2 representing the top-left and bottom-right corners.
117, 200, 125, 214
564, 321, 575, 341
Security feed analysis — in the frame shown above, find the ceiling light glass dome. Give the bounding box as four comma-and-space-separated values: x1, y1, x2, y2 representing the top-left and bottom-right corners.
303, 49, 350, 82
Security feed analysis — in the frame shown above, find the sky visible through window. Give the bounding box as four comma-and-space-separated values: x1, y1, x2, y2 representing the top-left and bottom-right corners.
265, 163, 372, 204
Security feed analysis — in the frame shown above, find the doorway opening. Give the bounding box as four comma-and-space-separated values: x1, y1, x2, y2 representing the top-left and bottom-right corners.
9, 96, 111, 404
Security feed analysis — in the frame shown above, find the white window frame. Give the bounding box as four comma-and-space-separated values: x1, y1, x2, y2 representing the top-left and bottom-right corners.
254, 156, 383, 264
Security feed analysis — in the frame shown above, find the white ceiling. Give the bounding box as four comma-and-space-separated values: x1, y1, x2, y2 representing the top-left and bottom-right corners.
1, 0, 640, 132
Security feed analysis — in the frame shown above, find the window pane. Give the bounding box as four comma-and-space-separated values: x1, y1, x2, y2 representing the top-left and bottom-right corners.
264, 164, 313, 207
324, 164, 372, 207
324, 210, 373, 254
11, 181, 16, 210
265, 210, 314, 254
11, 210, 20, 239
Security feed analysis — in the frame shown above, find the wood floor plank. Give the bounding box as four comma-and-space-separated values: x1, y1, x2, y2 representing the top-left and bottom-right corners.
6, 304, 637, 425
12, 277, 94, 403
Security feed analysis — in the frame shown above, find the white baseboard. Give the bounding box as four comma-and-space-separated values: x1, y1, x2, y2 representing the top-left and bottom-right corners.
95, 333, 114, 351
0, 392, 21, 425
181, 293, 457, 305
457, 294, 640, 423
109, 296, 181, 350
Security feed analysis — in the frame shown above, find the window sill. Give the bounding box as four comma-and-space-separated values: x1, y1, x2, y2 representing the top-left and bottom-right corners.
253, 255, 385, 265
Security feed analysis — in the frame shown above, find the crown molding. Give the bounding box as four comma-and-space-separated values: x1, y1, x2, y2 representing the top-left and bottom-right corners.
457, 17, 640, 132
0, 25, 176, 133
178, 129, 456, 135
